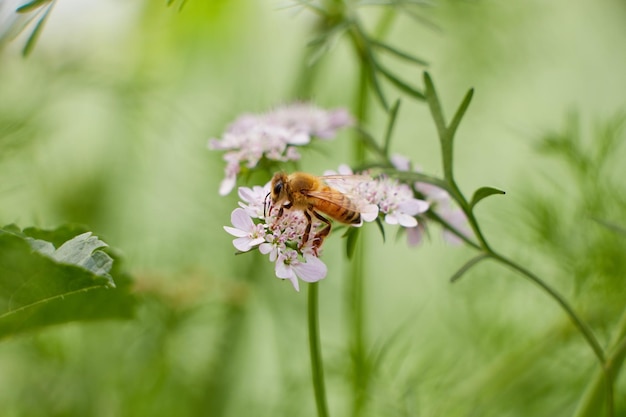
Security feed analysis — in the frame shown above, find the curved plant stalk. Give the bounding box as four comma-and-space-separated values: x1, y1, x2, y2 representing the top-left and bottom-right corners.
420, 71, 613, 416
573, 308, 626, 417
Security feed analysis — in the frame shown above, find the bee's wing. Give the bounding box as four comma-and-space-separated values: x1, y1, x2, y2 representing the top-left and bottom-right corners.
304, 189, 359, 211
318, 174, 372, 194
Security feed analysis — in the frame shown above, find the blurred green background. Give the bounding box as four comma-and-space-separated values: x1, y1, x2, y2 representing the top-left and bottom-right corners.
1, 0, 625, 416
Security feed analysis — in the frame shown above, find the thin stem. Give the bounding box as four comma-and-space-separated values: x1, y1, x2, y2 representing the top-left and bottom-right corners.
574, 308, 626, 417
347, 47, 371, 417
488, 251, 605, 365
348, 237, 368, 417
308, 282, 330, 417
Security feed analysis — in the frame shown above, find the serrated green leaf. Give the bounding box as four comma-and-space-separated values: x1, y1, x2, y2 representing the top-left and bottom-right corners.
0, 225, 136, 339
470, 186, 506, 209
450, 254, 489, 283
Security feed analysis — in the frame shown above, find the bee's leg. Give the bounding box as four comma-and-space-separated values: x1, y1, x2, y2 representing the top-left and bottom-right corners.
311, 210, 332, 252
300, 210, 313, 249
276, 201, 292, 219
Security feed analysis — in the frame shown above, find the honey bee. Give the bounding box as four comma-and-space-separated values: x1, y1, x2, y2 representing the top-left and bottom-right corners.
266, 172, 363, 249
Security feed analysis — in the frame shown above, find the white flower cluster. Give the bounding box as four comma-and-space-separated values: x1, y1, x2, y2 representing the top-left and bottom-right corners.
325, 164, 430, 228
224, 185, 330, 292
223, 166, 438, 291
209, 103, 353, 196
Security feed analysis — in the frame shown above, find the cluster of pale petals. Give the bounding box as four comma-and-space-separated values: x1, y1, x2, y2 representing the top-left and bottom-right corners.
224, 184, 331, 292
208, 103, 353, 196
325, 165, 430, 229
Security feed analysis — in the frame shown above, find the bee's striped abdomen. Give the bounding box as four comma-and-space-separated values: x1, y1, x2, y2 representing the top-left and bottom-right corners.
313, 189, 361, 224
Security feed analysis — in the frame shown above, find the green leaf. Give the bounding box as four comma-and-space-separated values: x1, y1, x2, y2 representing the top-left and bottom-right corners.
423, 72, 474, 185
448, 87, 474, 145
365, 56, 389, 111
369, 39, 428, 66
15, 0, 51, 13
450, 254, 489, 283
374, 217, 386, 243
354, 127, 388, 160
377, 63, 425, 100
0, 225, 136, 339
470, 186, 506, 209
345, 227, 361, 259
383, 99, 401, 156
22, 1, 54, 57
423, 72, 447, 140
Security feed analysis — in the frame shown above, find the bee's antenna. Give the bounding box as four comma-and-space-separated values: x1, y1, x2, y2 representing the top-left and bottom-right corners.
264, 192, 271, 217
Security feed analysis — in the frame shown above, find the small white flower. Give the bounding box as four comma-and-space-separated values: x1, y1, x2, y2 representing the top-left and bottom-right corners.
238, 184, 270, 219
223, 208, 266, 252
275, 249, 327, 292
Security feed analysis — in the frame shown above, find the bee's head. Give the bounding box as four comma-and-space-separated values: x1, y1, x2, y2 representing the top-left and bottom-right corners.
270, 172, 288, 202
265, 172, 288, 217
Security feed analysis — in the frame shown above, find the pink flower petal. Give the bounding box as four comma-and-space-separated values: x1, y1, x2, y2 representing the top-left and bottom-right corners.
398, 199, 430, 216
219, 176, 236, 196
223, 226, 248, 238
233, 237, 254, 252
230, 208, 254, 231
294, 256, 327, 282
360, 204, 379, 222
397, 213, 418, 228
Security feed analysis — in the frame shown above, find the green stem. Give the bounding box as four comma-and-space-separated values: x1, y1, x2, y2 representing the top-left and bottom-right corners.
574, 308, 626, 417
348, 237, 368, 417
308, 282, 330, 417
488, 251, 605, 365
347, 36, 371, 417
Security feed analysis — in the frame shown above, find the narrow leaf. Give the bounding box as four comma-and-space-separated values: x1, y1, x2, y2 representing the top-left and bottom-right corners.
450, 254, 489, 283
369, 39, 428, 66
365, 56, 389, 111
345, 227, 361, 259
447, 87, 475, 143
351, 21, 388, 110
423, 72, 447, 141
383, 99, 401, 156
377, 63, 425, 100
354, 127, 387, 160
16, 0, 51, 13
374, 217, 386, 243
22, 1, 54, 57
470, 186, 506, 209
